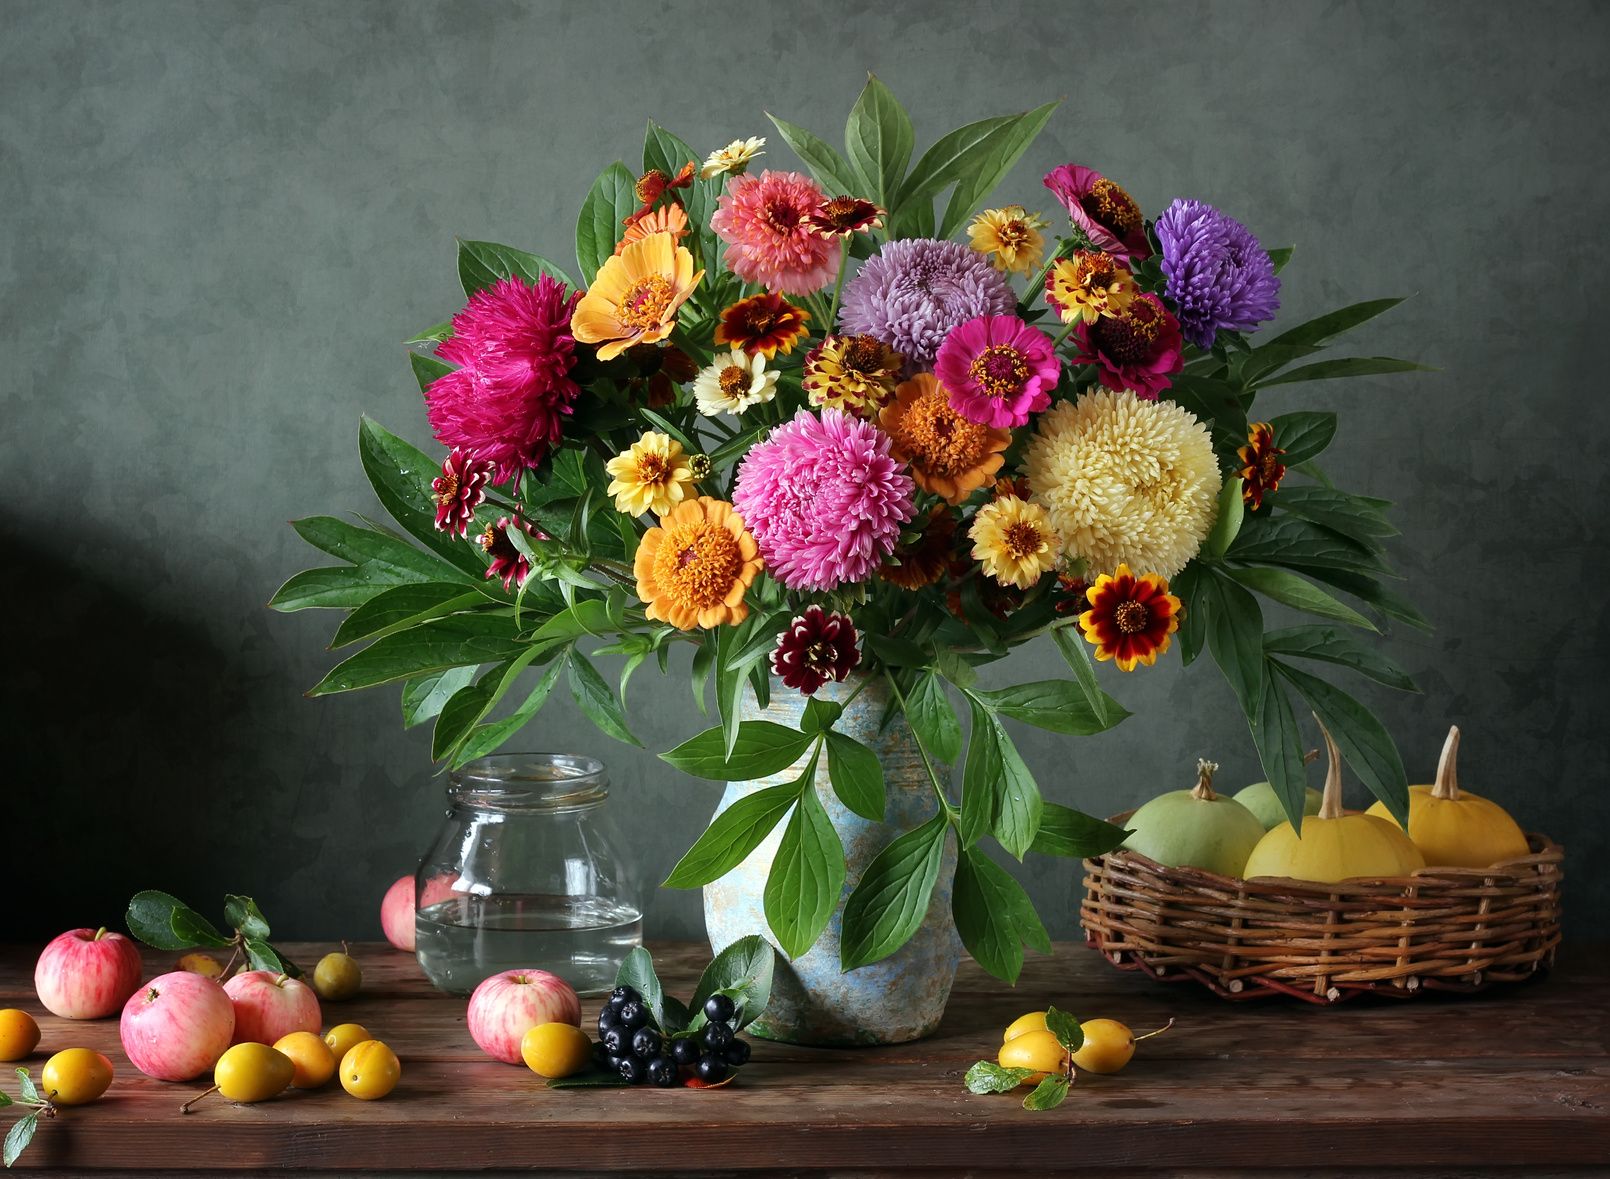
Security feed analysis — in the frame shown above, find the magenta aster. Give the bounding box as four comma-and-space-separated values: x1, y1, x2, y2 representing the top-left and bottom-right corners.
933, 315, 1061, 429
732, 409, 915, 592
770, 606, 862, 695
479, 515, 544, 590
1043, 164, 1151, 262
711, 170, 839, 295
428, 275, 582, 486
1070, 293, 1184, 400
432, 448, 496, 537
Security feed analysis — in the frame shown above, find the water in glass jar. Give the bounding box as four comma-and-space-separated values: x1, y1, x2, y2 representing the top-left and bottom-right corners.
415, 894, 643, 996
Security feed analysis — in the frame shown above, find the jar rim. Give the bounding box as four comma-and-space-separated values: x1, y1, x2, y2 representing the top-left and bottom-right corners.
448, 753, 608, 810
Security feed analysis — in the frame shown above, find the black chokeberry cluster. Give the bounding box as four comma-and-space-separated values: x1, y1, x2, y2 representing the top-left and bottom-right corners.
596, 987, 752, 1088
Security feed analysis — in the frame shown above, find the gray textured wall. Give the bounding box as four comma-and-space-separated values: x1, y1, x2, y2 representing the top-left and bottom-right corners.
6, 0, 1606, 946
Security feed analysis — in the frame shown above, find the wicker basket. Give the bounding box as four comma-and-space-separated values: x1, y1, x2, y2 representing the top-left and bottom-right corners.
1081, 819, 1564, 1004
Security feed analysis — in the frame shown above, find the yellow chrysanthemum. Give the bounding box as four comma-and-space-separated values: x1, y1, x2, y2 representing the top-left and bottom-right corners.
571, 232, 702, 361
966, 206, 1048, 276
700, 136, 766, 179
1025, 388, 1222, 578
1045, 250, 1139, 324
605, 431, 696, 517
968, 494, 1059, 590
633, 497, 763, 630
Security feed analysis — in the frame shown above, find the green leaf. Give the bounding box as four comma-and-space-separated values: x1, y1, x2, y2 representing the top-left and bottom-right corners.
905, 672, 962, 764
1204, 571, 1266, 713
1165, 374, 1248, 458
357, 418, 488, 579
763, 784, 846, 960
1204, 477, 1246, 559
1266, 245, 1294, 273
331, 584, 485, 649
14, 1070, 37, 1105
937, 101, 1059, 240
1225, 565, 1377, 630
1049, 626, 1128, 732
825, 732, 885, 821
1273, 485, 1398, 545
457, 239, 574, 297
568, 651, 641, 746
663, 782, 798, 888
1023, 1073, 1070, 1111
401, 666, 477, 728
126, 890, 230, 951
1296, 567, 1432, 632
0, 1088, 8, 1108
1276, 663, 1410, 824
292, 517, 467, 583
1264, 297, 1405, 349
765, 112, 861, 196
1260, 355, 1431, 387
1029, 803, 1130, 859
269, 565, 405, 611
244, 937, 300, 977
661, 721, 814, 781
452, 652, 570, 768
964, 1060, 1034, 1094
843, 75, 913, 206
952, 846, 1049, 984
615, 946, 672, 1032
1263, 625, 1416, 692
4, 1110, 38, 1168
959, 696, 1002, 848
1230, 515, 1390, 576
976, 679, 1126, 736
839, 811, 949, 971
1269, 411, 1337, 465
988, 719, 1042, 861
897, 115, 1012, 204
1045, 1006, 1084, 1052
690, 934, 775, 1032
801, 698, 843, 734
404, 320, 453, 347
432, 671, 499, 762
310, 613, 522, 695
223, 895, 270, 940
643, 121, 716, 257
409, 351, 454, 389
1246, 663, 1311, 832
1172, 563, 1210, 667
575, 162, 637, 282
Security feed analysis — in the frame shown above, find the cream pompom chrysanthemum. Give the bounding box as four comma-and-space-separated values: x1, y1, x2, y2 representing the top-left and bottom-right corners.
1026, 388, 1222, 578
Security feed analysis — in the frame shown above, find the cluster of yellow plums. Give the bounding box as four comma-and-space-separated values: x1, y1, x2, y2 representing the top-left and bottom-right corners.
996, 1011, 1169, 1081
1, 1008, 116, 1106
184, 1022, 400, 1111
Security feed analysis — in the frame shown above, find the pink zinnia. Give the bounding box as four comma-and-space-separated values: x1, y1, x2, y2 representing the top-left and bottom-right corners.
934, 315, 1061, 429
732, 409, 915, 591
427, 274, 582, 486
1043, 164, 1152, 262
432, 448, 495, 537
1070, 293, 1184, 400
711, 170, 838, 296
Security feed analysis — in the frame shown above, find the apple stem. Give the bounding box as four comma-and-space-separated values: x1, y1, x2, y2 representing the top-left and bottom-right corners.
180, 1085, 219, 1115
1133, 1017, 1176, 1042
93, 927, 108, 941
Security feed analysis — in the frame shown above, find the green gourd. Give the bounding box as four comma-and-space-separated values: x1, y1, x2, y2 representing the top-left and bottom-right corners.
1233, 749, 1322, 830
1122, 760, 1266, 877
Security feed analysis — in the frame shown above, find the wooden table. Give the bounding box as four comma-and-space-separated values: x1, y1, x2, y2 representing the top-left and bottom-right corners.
2, 941, 1607, 1174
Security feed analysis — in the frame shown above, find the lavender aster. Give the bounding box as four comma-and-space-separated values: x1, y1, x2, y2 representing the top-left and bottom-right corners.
839, 238, 1016, 373
1155, 199, 1281, 349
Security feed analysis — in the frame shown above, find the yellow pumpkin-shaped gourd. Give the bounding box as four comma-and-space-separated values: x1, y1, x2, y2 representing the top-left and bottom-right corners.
1365, 725, 1530, 868
1243, 718, 1425, 883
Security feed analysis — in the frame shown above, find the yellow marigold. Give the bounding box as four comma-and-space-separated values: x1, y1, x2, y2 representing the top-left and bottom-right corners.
605, 431, 696, 517
967, 206, 1048, 276
803, 334, 904, 415
633, 497, 763, 630
571, 232, 702, 361
878, 373, 1010, 504
1045, 250, 1139, 324
1025, 388, 1222, 579
969, 494, 1059, 590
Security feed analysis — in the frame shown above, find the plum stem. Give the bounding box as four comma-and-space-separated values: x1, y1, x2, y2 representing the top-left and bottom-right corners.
180, 1085, 219, 1115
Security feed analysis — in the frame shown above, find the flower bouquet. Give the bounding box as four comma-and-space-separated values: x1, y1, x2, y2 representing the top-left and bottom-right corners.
277, 79, 1426, 987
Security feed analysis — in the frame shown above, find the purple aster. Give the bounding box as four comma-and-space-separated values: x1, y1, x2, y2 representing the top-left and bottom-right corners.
1155, 199, 1281, 350
838, 238, 1016, 373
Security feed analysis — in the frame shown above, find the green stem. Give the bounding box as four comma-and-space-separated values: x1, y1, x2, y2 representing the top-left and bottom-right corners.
1051, 319, 1079, 350
1022, 253, 1056, 307
826, 238, 851, 330
882, 667, 956, 820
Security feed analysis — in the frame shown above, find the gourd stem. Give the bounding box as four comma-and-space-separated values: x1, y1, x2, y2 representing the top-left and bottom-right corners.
1191, 759, 1219, 801
1315, 715, 1346, 820
1432, 725, 1462, 801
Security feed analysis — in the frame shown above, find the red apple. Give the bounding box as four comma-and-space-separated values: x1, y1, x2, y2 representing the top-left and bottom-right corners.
379, 876, 415, 951
222, 970, 321, 1045
120, 970, 235, 1081
466, 969, 581, 1064
34, 927, 143, 1019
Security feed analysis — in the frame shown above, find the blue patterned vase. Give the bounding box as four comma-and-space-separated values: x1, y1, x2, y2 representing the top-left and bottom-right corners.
702, 672, 961, 1045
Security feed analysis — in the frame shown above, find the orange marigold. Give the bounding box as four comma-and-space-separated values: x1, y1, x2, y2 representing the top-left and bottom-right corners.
878, 373, 1011, 504
633, 497, 763, 630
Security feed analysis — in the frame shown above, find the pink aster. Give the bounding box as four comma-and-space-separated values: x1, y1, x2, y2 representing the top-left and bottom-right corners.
1070, 292, 1184, 400
770, 606, 862, 696
732, 409, 915, 592
427, 274, 582, 487
432, 448, 495, 537
1043, 164, 1152, 262
933, 315, 1061, 429
711, 170, 839, 296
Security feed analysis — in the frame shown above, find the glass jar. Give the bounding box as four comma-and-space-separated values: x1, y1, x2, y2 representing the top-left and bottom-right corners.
413, 754, 642, 997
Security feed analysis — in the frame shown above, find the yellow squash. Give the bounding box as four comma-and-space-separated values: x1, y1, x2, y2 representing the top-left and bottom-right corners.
1366, 725, 1530, 868
1243, 719, 1425, 883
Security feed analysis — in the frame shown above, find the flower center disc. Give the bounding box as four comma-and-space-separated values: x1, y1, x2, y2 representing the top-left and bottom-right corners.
842, 334, 886, 373
1093, 301, 1163, 363
997, 219, 1030, 249
969, 344, 1030, 400
620, 276, 675, 331
1003, 521, 1045, 560
718, 365, 751, 398
1113, 599, 1150, 634
1083, 179, 1141, 238
895, 385, 995, 477
434, 473, 460, 506
654, 521, 742, 608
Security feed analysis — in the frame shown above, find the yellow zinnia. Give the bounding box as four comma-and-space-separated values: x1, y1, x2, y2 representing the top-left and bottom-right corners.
571, 232, 702, 361
968, 494, 1059, 590
967, 206, 1048, 276
605, 431, 697, 517
1045, 250, 1139, 325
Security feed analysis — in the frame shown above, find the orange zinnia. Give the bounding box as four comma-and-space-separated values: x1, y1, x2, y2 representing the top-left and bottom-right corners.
879, 373, 1011, 504
633, 497, 763, 630
617, 204, 689, 255
1078, 564, 1181, 672
571, 233, 702, 361
713, 292, 811, 358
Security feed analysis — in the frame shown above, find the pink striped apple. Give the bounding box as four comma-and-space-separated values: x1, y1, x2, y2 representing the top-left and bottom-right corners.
120, 970, 234, 1081
466, 969, 580, 1064
34, 928, 143, 1019
379, 876, 416, 951
222, 970, 321, 1045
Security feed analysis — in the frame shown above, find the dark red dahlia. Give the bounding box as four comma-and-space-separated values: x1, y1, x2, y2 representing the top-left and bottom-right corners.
478, 515, 544, 591
432, 448, 495, 537
770, 605, 862, 695
1070, 292, 1184, 401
